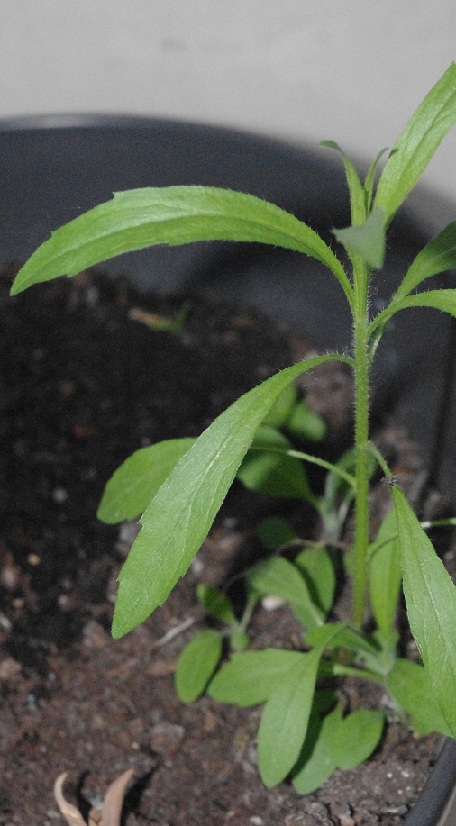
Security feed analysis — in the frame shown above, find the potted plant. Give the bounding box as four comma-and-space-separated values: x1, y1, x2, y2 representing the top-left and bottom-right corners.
3, 66, 456, 823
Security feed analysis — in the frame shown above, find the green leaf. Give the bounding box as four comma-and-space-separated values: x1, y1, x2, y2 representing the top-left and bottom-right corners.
196, 584, 236, 624
112, 353, 346, 638
294, 546, 335, 621
321, 141, 367, 226
97, 438, 194, 523
333, 207, 386, 270
237, 426, 316, 501
286, 401, 326, 442
333, 709, 384, 770
363, 148, 389, 209
386, 659, 452, 737
370, 288, 456, 336
208, 649, 304, 706
10, 186, 352, 305
292, 706, 383, 794
375, 64, 456, 224
392, 486, 456, 736
246, 556, 322, 626
292, 704, 342, 794
306, 622, 379, 658
369, 508, 401, 638
394, 221, 456, 302
258, 649, 322, 786
257, 517, 297, 551
175, 629, 222, 703
262, 384, 297, 428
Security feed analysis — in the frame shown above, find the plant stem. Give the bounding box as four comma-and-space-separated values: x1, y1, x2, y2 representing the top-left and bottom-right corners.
351, 259, 371, 627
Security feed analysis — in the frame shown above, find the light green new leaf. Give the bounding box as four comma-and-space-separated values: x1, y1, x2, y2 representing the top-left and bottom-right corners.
333, 207, 386, 270
237, 426, 316, 502
292, 704, 342, 794
175, 629, 222, 703
246, 556, 322, 627
294, 547, 335, 624
321, 141, 367, 226
196, 584, 236, 624
306, 622, 379, 658
286, 400, 326, 442
258, 649, 322, 786
386, 659, 452, 737
375, 63, 456, 224
363, 148, 389, 209
97, 438, 194, 524
394, 220, 456, 302
333, 709, 384, 770
112, 354, 347, 638
369, 508, 401, 638
392, 486, 456, 735
370, 288, 456, 336
10, 186, 352, 305
208, 649, 304, 706
292, 706, 383, 794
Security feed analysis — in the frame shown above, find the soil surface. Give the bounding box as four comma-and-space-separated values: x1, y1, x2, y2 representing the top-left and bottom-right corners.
0, 267, 451, 825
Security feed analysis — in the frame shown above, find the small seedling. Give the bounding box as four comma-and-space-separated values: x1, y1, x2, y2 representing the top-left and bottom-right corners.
10, 65, 456, 792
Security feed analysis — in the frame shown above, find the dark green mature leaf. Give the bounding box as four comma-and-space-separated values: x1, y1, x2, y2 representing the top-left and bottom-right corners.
334, 207, 386, 270
175, 629, 222, 702
387, 659, 452, 736
258, 649, 322, 786
375, 63, 456, 224
97, 439, 194, 523
112, 354, 347, 638
257, 517, 297, 551
369, 508, 401, 638
394, 221, 456, 301
10, 186, 352, 304
208, 649, 304, 706
392, 487, 456, 735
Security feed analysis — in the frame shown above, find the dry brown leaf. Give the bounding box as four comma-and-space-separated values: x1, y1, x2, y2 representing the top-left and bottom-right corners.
54, 774, 87, 826
54, 769, 134, 826
101, 768, 134, 826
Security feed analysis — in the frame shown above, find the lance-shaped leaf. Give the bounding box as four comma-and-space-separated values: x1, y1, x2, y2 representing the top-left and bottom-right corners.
257, 648, 322, 786
392, 486, 456, 735
375, 63, 456, 225
370, 287, 456, 336
321, 141, 367, 226
393, 220, 456, 302
10, 186, 352, 305
175, 629, 222, 702
208, 649, 304, 707
97, 438, 195, 524
112, 354, 350, 638
368, 507, 401, 638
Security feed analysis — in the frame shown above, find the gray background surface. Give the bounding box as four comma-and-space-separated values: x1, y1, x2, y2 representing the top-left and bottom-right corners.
0, 1, 454, 209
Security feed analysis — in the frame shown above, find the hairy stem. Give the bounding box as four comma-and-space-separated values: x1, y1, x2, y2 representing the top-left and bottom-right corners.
351, 259, 371, 627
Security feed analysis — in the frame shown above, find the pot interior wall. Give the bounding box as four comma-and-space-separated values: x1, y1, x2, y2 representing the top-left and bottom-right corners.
0, 116, 455, 496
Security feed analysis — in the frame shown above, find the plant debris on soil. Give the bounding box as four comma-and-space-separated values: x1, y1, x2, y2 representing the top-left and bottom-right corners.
0, 266, 452, 825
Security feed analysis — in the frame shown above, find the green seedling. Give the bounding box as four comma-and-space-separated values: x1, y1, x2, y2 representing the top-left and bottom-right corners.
10, 64, 456, 791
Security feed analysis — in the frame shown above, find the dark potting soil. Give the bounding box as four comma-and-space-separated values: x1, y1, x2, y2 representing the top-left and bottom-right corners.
0, 267, 451, 825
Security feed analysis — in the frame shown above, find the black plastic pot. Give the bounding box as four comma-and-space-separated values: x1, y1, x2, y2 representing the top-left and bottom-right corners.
1, 115, 455, 823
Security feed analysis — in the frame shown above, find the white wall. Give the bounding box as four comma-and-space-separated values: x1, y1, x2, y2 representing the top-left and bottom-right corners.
0, 1, 455, 208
